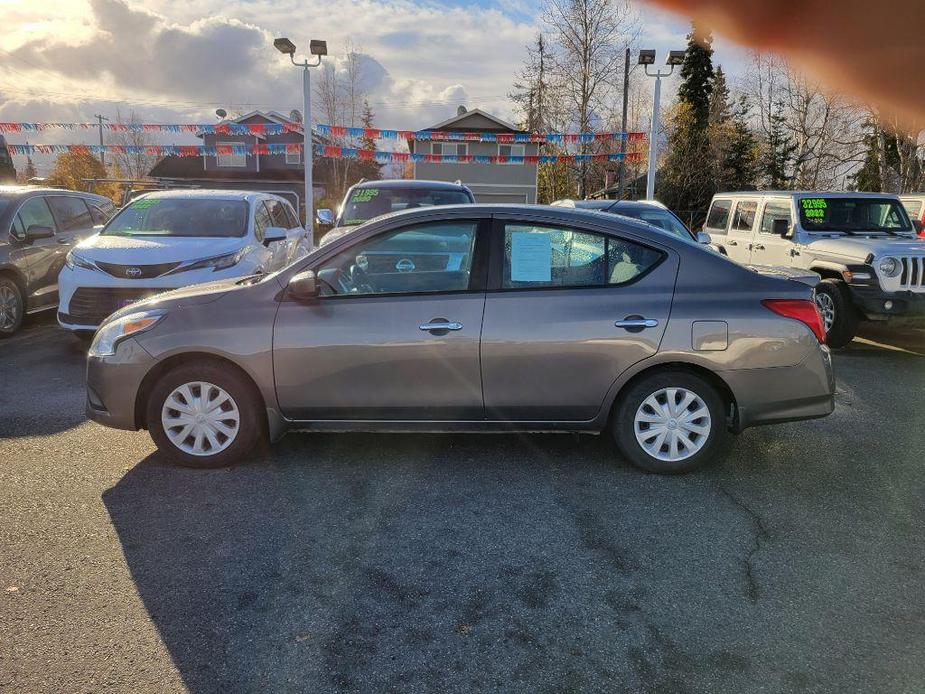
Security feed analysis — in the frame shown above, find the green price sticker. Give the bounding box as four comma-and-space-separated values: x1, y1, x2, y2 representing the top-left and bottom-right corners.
801, 198, 827, 220
351, 189, 379, 203
131, 199, 159, 209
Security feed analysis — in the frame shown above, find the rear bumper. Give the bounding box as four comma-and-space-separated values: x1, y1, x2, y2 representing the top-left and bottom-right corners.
849, 286, 925, 320
723, 346, 836, 432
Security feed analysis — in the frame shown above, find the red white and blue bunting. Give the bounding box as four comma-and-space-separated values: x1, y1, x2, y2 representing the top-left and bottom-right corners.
0, 121, 646, 143
5, 142, 643, 165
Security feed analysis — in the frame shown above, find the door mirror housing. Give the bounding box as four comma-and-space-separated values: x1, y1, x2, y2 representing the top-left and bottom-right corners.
316, 208, 335, 226
263, 226, 287, 247
288, 270, 319, 300
771, 218, 792, 237
24, 224, 55, 243
695, 231, 711, 244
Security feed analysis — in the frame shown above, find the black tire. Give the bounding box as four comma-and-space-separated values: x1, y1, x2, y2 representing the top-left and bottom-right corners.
0, 276, 24, 338
146, 360, 265, 468
611, 370, 728, 474
814, 279, 859, 349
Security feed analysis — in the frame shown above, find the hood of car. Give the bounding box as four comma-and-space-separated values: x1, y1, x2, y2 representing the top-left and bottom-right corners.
805, 235, 925, 260
76, 234, 247, 264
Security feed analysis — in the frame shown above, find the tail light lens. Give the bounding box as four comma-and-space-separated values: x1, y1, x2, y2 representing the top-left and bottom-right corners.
762, 299, 826, 343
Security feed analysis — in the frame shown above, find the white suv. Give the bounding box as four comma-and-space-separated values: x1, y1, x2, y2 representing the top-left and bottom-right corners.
703, 191, 925, 347
58, 190, 306, 334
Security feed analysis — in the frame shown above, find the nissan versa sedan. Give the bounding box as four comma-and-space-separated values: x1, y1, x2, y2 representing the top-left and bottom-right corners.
84, 205, 835, 474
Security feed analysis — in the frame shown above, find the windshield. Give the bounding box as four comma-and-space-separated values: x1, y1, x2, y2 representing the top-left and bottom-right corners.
798, 197, 912, 233
337, 187, 472, 226
611, 206, 693, 241
103, 198, 249, 237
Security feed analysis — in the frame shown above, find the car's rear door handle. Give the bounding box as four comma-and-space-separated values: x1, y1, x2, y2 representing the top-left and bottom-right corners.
615, 318, 659, 329
420, 321, 463, 332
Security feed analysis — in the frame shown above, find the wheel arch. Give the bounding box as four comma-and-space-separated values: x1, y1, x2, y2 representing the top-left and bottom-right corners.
0, 265, 28, 301
134, 351, 268, 431
604, 360, 739, 431
809, 261, 848, 281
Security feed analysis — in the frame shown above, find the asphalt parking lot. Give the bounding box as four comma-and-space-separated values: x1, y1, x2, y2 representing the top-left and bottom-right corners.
1, 313, 923, 694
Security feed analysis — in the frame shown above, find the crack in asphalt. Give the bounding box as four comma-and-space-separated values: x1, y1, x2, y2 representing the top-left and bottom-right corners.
717, 484, 770, 603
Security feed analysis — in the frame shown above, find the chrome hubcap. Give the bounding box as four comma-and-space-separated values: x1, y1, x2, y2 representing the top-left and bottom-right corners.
815, 292, 835, 333
161, 381, 240, 457
0, 285, 19, 330
634, 387, 712, 462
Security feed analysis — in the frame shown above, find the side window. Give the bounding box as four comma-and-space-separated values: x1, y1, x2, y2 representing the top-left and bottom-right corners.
903, 200, 922, 220
89, 202, 114, 225
17, 197, 57, 236
253, 201, 272, 242
731, 201, 758, 233
266, 199, 290, 228
502, 224, 662, 289
284, 203, 300, 228
316, 221, 479, 297
48, 196, 92, 232
759, 201, 792, 234
10, 215, 25, 240
705, 199, 732, 232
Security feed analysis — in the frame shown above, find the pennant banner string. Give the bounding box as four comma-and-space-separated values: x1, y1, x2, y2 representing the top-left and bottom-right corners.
5, 142, 644, 165
0, 121, 646, 143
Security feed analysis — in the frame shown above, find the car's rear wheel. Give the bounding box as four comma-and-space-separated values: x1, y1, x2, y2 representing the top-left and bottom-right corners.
612, 371, 727, 474
146, 361, 264, 468
0, 277, 24, 338
814, 279, 859, 349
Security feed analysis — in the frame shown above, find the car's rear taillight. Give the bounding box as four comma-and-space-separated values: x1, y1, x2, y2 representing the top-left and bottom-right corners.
762, 299, 826, 343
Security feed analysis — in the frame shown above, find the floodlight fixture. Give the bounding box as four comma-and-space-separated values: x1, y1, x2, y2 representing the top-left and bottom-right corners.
666, 50, 686, 66
274, 37, 296, 55
309, 40, 328, 57
638, 49, 656, 65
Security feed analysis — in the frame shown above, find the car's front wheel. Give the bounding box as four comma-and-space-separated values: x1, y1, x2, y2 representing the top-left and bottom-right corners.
0, 277, 24, 338
146, 361, 264, 468
612, 371, 728, 474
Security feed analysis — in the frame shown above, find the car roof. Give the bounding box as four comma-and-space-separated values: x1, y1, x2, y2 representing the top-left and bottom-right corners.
552, 198, 670, 211
350, 179, 472, 192
713, 191, 903, 200
0, 185, 110, 201
134, 189, 265, 202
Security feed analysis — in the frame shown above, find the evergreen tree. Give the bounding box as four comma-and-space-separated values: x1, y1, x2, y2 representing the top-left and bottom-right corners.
708, 66, 730, 127
721, 97, 759, 190
677, 22, 715, 129
354, 99, 383, 182
849, 119, 882, 191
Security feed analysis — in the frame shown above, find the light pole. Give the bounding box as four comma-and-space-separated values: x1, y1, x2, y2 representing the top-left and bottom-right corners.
639, 49, 685, 200
274, 36, 326, 249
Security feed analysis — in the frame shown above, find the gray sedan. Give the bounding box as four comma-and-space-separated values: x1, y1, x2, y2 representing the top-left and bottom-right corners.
84, 205, 835, 473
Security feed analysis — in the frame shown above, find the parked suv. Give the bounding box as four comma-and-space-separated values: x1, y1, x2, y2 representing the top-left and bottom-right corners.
85, 205, 834, 474
0, 186, 116, 337
316, 179, 475, 246
703, 192, 925, 347
58, 190, 305, 334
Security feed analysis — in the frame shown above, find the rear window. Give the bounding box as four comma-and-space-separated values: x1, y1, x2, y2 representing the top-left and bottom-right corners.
705, 199, 731, 231
731, 201, 758, 232
338, 187, 473, 227
103, 198, 249, 237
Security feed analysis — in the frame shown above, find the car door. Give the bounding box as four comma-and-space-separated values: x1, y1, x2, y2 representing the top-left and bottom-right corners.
727, 199, 758, 263
273, 218, 489, 420
479, 218, 677, 421
750, 198, 794, 266
13, 196, 61, 307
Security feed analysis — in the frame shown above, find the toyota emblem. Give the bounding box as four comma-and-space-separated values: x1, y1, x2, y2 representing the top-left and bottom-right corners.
395, 258, 415, 273
125, 267, 143, 278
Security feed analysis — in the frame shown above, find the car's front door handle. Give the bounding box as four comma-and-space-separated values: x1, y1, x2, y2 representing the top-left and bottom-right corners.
419, 321, 463, 332
753, 243, 765, 251
615, 318, 659, 329
728, 240, 738, 246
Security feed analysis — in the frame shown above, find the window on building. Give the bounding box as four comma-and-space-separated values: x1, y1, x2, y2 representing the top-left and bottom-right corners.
498, 144, 526, 163
216, 141, 246, 167
285, 148, 301, 165
431, 142, 468, 156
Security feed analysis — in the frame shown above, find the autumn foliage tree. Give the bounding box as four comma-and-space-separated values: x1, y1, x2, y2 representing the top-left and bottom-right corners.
47, 151, 119, 201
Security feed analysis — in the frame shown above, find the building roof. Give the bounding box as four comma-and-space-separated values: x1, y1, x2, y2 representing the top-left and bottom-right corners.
424, 107, 525, 134
149, 156, 306, 181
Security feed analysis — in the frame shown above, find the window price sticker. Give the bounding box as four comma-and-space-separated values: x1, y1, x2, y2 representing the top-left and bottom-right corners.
351, 188, 379, 203
801, 198, 827, 220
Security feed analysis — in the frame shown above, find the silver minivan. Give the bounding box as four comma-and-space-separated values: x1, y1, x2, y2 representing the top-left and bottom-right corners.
84, 205, 835, 474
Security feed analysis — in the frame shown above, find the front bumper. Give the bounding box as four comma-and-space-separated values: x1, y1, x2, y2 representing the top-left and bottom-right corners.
85, 337, 154, 431
723, 346, 835, 432
848, 285, 925, 320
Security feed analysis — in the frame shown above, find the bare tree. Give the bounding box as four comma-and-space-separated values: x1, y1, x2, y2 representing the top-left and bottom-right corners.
109, 109, 158, 181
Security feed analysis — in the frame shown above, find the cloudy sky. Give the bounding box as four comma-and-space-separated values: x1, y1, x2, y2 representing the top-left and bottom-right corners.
0, 0, 750, 171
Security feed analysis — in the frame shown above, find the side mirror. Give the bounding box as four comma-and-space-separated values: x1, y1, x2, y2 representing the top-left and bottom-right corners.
912, 219, 923, 233
316, 208, 335, 226
263, 226, 287, 247
771, 218, 792, 237
696, 231, 711, 244
288, 269, 319, 300
24, 224, 55, 242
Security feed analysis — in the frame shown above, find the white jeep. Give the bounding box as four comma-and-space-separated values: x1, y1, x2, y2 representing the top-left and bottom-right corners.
703, 191, 925, 348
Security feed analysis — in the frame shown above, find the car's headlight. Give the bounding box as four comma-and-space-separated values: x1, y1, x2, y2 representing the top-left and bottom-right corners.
88, 309, 167, 357
65, 250, 98, 271
169, 248, 247, 274
879, 256, 901, 277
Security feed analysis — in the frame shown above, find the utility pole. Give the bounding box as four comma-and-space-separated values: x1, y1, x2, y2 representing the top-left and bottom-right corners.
94, 114, 109, 169
617, 47, 630, 200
